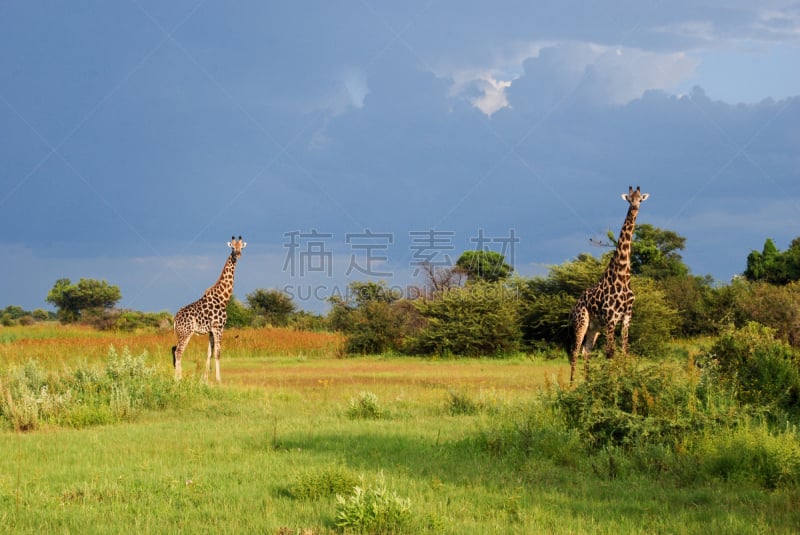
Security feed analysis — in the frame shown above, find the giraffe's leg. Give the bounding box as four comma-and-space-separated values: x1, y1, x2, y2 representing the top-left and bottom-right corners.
214, 329, 223, 383
620, 314, 631, 355
570, 308, 589, 385
604, 321, 617, 359
173, 334, 192, 381
204, 333, 213, 382
584, 329, 600, 380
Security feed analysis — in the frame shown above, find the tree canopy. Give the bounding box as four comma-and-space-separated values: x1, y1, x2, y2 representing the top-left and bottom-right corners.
246, 288, 296, 327
744, 238, 800, 285
455, 251, 512, 283
628, 224, 689, 279
46, 278, 122, 323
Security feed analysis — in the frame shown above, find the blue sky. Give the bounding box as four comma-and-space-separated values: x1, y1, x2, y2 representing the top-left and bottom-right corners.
1, 1, 798, 314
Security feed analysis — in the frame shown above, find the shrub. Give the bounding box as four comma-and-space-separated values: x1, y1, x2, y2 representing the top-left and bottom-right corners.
334, 473, 412, 534
411, 282, 521, 357
329, 282, 423, 355
628, 277, 679, 357
112, 310, 173, 332
710, 322, 800, 416
555, 359, 707, 450
517, 291, 574, 351
732, 282, 800, 346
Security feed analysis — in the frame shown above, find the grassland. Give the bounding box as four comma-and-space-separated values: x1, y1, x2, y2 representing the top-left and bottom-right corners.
1, 325, 799, 534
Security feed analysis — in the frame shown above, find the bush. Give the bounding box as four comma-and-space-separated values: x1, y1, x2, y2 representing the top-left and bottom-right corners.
658, 275, 717, 336
628, 278, 679, 357
710, 322, 800, 416
517, 291, 574, 351
329, 282, 423, 355
112, 310, 172, 331
344, 300, 414, 355
732, 282, 800, 346
555, 359, 708, 450
411, 282, 521, 357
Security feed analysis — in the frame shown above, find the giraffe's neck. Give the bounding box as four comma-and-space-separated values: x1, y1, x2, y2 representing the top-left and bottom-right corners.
205, 254, 237, 303
604, 206, 638, 283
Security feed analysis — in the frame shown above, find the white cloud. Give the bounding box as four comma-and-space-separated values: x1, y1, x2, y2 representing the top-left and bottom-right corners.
585, 45, 701, 105
440, 40, 700, 116
469, 75, 512, 116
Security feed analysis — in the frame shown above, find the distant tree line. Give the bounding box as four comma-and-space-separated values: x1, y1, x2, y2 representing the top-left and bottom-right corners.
7, 231, 800, 354
327, 229, 800, 357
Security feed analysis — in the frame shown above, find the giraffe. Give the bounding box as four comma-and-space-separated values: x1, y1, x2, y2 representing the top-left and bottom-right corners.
172, 236, 246, 382
569, 186, 649, 384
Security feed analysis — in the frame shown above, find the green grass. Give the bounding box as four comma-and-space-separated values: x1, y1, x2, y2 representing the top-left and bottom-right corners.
1, 341, 800, 533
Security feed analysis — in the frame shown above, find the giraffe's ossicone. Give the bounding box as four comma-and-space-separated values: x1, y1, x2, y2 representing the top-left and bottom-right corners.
172, 236, 246, 382
569, 187, 649, 384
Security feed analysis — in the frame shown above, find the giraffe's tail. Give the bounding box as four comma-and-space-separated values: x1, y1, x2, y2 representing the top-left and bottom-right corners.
171, 345, 177, 367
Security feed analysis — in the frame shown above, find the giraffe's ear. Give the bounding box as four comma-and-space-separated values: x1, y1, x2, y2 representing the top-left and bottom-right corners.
227, 241, 233, 248
641, 193, 650, 201
241, 241, 247, 249
621, 193, 630, 201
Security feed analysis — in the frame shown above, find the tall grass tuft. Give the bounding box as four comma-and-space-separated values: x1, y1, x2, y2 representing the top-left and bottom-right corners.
0, 346, 214, 431
346, 391, 385, 420
334, 472, 412, 534
287, 465, 361, 500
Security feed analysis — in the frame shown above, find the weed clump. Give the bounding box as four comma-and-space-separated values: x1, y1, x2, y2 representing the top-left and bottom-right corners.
287, 465, 361, 500
334, 473, 412, 534
346, 391, 385, 420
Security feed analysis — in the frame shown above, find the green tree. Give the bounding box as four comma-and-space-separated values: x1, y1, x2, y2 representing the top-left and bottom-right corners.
246, 288, 296, 327
782, 237, 800, 282
745, 238, 786, 284
657, 274, 717, 336
629, 224, 689, 279
528, 253, 605, 296
225, 296, 254, 328
46, 278, 122, 323
455, 251, 512, 283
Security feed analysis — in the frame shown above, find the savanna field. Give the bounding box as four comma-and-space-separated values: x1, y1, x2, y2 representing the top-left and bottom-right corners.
2, 323, 800, 534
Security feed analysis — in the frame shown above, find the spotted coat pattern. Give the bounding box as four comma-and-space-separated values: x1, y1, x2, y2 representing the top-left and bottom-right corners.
172, 236, 246, 382
569, 187, 649, 384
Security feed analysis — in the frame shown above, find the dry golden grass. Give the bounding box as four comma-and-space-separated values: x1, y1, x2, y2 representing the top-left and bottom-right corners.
0, 324, 344, 368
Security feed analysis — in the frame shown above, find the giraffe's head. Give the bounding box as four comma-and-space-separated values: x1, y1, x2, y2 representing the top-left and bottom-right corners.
622, 186, 649, 211
227, 235, 247, 263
